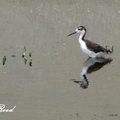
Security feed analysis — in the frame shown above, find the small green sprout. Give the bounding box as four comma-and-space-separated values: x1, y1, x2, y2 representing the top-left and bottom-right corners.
29, 52, 32, 67
105, 45, 108, 49
11, 55, 16, 58
29, 61, 32, 67
24, 46, 26, 52
29, 52, 32, 60
22, 46, 27, 58
22, 52, 25, 58
111, 46, 114, 52
24, 58, 27, 65
29, 52, 32, 57
3, 56, 6, 65
22, 47, 33, 66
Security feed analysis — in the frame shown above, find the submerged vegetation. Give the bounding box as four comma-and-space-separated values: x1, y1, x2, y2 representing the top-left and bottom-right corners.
11, 55, 16, 58
105, 45, 114, 52
2, 46, 32, 67
22, 46, 32, 66
3, 56, 6, 65
29, 52, 32, 67
22, 46, 26, 58
111, 46, 114, 52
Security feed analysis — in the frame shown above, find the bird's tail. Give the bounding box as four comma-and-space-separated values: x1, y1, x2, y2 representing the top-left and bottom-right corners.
106, 49, 113, 54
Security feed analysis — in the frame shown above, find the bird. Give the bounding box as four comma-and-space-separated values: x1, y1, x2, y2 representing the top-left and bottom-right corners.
68, 26, 113, 58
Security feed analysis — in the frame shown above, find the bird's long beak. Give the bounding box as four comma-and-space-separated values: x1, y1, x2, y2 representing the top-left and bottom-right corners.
67, 31, 76, 36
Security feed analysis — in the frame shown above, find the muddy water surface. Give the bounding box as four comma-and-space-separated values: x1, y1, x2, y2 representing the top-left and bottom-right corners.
0, 1, 120, 120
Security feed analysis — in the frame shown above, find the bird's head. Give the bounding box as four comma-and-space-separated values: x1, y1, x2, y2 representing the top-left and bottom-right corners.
68, 26, 86, 36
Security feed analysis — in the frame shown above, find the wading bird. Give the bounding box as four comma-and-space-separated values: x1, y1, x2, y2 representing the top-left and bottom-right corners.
68, 26, 113, 58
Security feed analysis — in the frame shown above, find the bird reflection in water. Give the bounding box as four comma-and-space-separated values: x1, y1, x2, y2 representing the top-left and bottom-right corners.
72, 57, 113, 89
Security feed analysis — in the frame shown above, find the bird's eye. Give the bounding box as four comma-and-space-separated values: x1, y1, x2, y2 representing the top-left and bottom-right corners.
78, 28, 82, 30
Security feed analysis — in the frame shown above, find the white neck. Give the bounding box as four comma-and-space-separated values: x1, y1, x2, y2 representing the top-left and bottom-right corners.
78, 30, 86, 41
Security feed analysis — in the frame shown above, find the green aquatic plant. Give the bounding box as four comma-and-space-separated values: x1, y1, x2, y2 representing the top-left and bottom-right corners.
3, 56, 6, 65
29, 61, 32, 67
105, 45, 108, 49
29, 52, 32, 67
22, 53, 25, 58
29, 52, 32, 60
21, 47, 33, 66
22, 46, 27, 58
22, 46, 27, 64
11, 55, 16, 58
111, 46, 114, 52
1, 46, 33, 66
105, 45, 114, 53
29, 52, 32, 58
24, 58, 27, 65
24, 46, 26, 51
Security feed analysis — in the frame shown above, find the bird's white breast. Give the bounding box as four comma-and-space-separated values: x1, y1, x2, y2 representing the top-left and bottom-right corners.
79, 40, 105, 58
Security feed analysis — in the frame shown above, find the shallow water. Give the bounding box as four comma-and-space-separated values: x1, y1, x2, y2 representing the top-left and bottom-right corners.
0, 1, 120, 120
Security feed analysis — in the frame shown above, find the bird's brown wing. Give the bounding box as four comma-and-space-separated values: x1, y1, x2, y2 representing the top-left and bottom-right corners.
85, 40, 111, 53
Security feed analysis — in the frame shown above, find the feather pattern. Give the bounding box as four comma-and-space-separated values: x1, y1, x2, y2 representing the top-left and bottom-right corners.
84, 40, 112, 54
